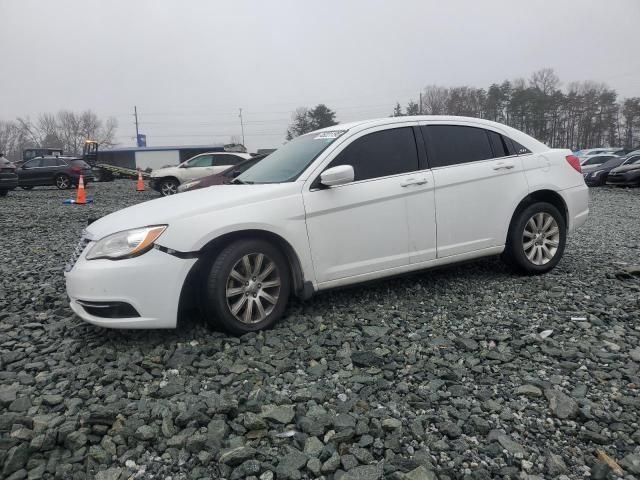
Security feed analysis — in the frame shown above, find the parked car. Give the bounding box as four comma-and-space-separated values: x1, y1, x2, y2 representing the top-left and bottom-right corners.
17, 156, 94, 190
582, 156, 627, 186
576, 148, 618, 159
177, 154, 268, 193
606, 154, 640, 187
150, 152, 253, 196
65, 116, 589, 334
0, 155, 18, 196
580, 154, 618, 168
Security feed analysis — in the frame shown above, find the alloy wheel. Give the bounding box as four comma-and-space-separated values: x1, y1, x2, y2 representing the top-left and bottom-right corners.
161, 181, 177, 196
56, 176, 70, 189
522, 212, 560, 265
225, 253, 281, 324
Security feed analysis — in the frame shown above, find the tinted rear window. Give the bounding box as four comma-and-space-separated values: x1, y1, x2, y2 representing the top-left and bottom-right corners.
487, 130, 508, 158
422, 125, 493, 167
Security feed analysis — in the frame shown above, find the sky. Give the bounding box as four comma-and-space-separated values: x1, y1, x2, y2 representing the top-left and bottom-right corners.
1, 0, 639, 152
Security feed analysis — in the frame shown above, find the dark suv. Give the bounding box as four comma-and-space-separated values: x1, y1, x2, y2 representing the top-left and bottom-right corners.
17, 156, 94, 190
0, 156, 18, 196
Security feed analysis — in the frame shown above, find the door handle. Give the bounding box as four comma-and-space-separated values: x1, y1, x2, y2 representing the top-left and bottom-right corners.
493, 162, 515, 171
401, 177, 428, 187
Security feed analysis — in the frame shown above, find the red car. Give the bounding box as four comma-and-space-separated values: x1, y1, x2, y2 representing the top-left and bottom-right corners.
176, 154, 267, 193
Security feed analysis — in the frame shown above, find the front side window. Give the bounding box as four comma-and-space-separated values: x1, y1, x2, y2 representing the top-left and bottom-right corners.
237, 130, 344, 184
185, 155, 212, 168
23, 159, 41, 168
325, 127, 419, 181
212, 154, 243, 167
422, 125, 493, 167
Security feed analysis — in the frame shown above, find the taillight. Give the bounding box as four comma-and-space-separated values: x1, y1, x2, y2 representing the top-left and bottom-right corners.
566, 155, 582, 173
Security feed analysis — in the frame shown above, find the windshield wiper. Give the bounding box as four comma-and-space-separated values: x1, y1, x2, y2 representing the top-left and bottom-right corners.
231, 178, 253, 185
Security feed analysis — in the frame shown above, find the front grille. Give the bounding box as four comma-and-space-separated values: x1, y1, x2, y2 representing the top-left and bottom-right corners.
65, 236, 90, 272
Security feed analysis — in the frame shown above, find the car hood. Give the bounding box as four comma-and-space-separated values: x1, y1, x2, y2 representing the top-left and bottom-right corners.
150, 166, 180, 177
610, 164, 640, 174
85, 183, 301, 240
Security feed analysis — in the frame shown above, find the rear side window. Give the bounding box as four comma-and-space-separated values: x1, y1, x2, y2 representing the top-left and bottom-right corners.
212, 154, 244, 167
71, 160, 90, 168
487, 130, 509, 158
511, 139, 531, 155
421, 125, 493, 167
41, 158, 59, 167
327, 127, 419, 181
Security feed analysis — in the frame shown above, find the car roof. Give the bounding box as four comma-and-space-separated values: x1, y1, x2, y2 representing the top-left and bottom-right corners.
312, 115, 548, 153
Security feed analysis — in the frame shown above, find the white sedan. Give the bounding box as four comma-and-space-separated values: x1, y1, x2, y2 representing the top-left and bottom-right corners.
65, 116, 589, 333
149, 151, 253, 196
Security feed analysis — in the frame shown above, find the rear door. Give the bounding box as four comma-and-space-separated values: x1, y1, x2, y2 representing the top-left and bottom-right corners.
420, 123, 529, 258
39, 158, 62, 185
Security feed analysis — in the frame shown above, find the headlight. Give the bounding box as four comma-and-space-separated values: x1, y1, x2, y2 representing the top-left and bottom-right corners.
85, 225, 167, 260
179, 180, 200, 192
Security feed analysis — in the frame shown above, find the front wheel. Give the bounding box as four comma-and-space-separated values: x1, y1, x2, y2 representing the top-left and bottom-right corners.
502, 202, 566, 274
203, 239, 291, 334
160, 179, 178, 196
55, 174, 71, 190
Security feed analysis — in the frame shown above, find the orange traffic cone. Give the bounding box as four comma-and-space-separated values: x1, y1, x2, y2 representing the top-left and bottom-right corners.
76, 175, 86, 204
136, 170, 145, 192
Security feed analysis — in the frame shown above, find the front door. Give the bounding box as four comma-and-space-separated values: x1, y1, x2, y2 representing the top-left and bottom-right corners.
304, 126, 433, 284
182, 154, 213, 181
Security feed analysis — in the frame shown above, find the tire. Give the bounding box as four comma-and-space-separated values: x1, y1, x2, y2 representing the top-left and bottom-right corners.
502, 202, 566, 274
0, 190, 7, 197
55, 174, 71, 190
21, 186, 33, 190
203, 239, 291, 334
160, 178, 178, 196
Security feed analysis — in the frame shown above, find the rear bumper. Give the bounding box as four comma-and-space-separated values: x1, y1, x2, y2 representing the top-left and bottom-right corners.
561, 184, 589, 233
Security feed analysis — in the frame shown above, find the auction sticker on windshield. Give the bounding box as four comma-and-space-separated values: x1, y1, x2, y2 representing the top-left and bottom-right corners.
314, 130, 346, 139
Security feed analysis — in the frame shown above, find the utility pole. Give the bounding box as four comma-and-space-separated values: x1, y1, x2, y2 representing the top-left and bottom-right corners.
419, 92, 423, 115
238, 108, 245, 146
134, 106, 140, 143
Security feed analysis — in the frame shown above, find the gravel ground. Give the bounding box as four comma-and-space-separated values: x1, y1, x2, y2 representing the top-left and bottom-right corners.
1, 181, 640, 480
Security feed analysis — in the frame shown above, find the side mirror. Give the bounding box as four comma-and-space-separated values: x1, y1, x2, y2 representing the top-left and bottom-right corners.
231, 170, 242, 178
320, 165, 354, 187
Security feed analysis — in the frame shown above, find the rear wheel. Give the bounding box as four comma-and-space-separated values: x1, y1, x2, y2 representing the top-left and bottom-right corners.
160, 178, 178, 196
203, 239, 290, 334
55, 174, 71, 190
502, 202, 566, 274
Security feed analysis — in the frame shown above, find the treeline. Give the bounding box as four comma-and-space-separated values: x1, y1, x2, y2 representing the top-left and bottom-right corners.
0, 110, 117, 162
392, 68, 640, 150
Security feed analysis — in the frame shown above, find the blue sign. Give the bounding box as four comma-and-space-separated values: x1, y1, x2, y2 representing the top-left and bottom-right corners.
137, 134, 147, 147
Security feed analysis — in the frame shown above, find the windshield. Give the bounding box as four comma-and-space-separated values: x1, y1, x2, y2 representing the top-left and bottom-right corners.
624, 156, 640, 166
237, 130, 345, 183
600, 158, 624, 169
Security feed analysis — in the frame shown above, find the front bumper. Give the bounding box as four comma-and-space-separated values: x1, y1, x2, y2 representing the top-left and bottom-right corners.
65, 245, 197, 328
149, 178, 162, 192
